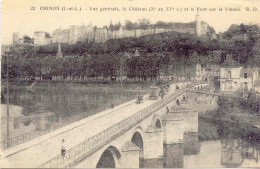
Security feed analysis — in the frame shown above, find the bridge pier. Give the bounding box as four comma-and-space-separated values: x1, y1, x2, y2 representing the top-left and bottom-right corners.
162, 113, 184, 144
120, 142, 140, 168
143, 127, 163, 159
184, 110, 198, 133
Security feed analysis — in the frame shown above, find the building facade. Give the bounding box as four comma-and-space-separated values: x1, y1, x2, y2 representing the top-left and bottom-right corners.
34, 31, 52, 45
13, 14, 212, 46
13, 32, 33, 45
49, 13, 211, 44
219, 55, 258, 92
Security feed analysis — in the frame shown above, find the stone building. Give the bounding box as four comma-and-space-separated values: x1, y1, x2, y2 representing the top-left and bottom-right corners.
219, 55, 258, 92
13, 32, 33, 45
52, 28, 69, 43
13, 32, 23, 45
49, 13, 211, 44
195, 12, 201, 36
52, 24, 94, 44
34, 31, 52, 45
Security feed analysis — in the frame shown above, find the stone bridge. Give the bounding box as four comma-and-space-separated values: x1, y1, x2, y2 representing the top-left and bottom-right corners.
0, 81, 210, 168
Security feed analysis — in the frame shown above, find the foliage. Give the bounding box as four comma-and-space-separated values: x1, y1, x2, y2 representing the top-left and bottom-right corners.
2, 24, 260, 81
216, 89, 260, 118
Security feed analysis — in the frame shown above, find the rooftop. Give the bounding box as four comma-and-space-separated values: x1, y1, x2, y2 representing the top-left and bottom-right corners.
221, 55, 241, 67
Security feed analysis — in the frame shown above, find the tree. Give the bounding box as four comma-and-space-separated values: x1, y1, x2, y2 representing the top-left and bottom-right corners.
155, 21, 167, 28
109, 21, 114, 31
124, 20, 134, 30
138, 18, 151, 30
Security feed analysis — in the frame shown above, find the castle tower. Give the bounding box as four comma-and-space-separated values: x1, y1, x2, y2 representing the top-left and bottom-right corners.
119, 26, 123, 38
56, 42, 63, 58
195, 12, 201, 37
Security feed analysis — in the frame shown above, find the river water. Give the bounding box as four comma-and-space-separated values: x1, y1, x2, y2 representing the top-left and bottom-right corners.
1, 82, 145, 141
1, 82, 260, 167
140, 118, 260, 168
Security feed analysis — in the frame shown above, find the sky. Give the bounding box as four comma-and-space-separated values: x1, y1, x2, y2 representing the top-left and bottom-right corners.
1, 0, 260, 45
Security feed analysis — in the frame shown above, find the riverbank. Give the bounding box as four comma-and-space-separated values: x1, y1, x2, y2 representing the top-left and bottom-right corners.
184, 91, 260, 140
198, 94, 260, 129
199, 116, 260, 142
1, 80, 157, 92
198, 106, 260, 142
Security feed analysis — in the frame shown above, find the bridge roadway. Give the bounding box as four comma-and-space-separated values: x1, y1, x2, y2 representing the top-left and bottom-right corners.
1, 95, 157, 167
0, 81, 208, 168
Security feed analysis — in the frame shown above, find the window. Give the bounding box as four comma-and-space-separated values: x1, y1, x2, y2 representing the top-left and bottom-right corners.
234, 82, 237, 89
228, 71, 231, 78
244, 73, 248, 78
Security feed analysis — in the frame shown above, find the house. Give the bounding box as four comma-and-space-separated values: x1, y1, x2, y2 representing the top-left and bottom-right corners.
219, 55, 258, 92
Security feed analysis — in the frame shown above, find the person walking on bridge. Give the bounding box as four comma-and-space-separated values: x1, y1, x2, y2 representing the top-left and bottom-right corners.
160, 87, 165, 99
61, 139, 66, 160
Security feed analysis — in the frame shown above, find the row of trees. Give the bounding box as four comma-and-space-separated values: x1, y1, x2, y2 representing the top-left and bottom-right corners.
222, 24, 259, 40
20, 32, 221, 56
3, 48, 221, 81
2, 52, 173, 81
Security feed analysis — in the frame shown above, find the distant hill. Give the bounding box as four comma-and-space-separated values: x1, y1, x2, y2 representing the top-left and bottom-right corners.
8, 25, 260, 66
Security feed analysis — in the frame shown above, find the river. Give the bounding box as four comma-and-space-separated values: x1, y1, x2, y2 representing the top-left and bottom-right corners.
1, 82, 147, 142
1, 82, 260, 168
139, 118, 260, 168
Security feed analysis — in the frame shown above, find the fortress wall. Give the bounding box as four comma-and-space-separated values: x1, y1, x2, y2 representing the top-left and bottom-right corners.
51, 20, 208, 44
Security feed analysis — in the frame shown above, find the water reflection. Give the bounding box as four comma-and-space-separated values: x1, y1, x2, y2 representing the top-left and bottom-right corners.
183, 132, 200, 155
140, 118, 259, 168
142, 158, 164, 168
164, 144, 184, 168
221, 137, 259, 167
184, 118, 260, 168
1, 83, 142, 141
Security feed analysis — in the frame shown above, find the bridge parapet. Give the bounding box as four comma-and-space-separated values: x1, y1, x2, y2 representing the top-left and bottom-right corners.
1, 81, 206, 168
38, 86, 191, 168
28, 81, 205, 168
187, 89, 239, 98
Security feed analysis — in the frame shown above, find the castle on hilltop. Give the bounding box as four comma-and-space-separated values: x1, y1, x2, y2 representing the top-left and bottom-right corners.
13, 13, 213, 46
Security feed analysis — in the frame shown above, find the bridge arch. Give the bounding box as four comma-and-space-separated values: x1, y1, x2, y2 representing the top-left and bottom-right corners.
151, 114, 162, 129
176, 99, 180, 105
96, 146, 121, 168
131, 127, 144, 148
131, 127, 144, 161
175, 85, 179, 90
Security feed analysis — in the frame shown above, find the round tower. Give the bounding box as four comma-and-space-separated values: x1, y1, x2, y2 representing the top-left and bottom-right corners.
195, 12, 201, 37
